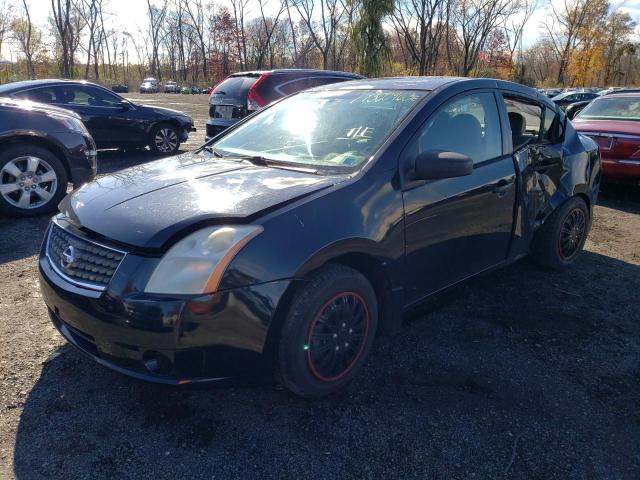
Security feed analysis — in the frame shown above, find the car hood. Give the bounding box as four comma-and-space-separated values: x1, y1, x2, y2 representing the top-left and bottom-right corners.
59, 153, 342, 249
572, 119, 640, 136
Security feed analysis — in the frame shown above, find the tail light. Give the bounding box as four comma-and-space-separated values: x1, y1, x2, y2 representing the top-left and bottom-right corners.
247, 74, 269, 111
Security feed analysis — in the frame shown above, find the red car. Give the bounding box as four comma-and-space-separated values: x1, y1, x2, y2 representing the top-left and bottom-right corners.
572, 93, 640, 184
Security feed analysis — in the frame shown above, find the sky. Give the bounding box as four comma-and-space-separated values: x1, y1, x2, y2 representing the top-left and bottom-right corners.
8, 0, 640, 62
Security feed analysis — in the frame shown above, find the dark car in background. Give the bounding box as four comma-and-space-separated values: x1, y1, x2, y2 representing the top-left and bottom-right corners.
0, 80, 195, 155
566, 100, 592, 119
0, 97, 96, 216
139, 78, 158, 94
552, 91, 600, 110
206, 69, 363, 140
39, 77, 600, 397
111, 83, 129, 93
573, 93, 640, 184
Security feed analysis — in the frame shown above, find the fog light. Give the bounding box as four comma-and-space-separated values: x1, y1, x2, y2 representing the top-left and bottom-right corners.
142, 351, 172, 374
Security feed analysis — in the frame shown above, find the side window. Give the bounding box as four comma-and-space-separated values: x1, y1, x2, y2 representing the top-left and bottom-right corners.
412, 92, 502, 164
277, 78, 309, 96
14, 87, 57, 104
51, 85, 121, 107
309, 77, 349, 88
504, 97, 542, 150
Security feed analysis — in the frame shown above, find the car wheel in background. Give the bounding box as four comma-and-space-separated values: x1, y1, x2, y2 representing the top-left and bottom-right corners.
0, 144, 68, 217
278, 264, 378, 397
150, 123, 180, 155
530, 196, 590, 269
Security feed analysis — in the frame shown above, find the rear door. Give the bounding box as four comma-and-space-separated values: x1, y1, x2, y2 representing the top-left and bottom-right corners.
402, 91, 517, 304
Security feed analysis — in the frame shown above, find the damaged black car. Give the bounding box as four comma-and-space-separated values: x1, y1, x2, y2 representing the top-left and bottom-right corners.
38, 77, 601, 397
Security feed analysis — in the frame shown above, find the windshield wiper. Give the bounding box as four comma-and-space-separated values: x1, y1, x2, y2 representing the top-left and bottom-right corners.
226, 154, 318, 173
197, 145, 224, 157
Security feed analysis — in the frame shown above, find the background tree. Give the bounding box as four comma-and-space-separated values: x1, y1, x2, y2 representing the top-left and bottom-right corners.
12, 0, 40, 79
350, 0, 392, 76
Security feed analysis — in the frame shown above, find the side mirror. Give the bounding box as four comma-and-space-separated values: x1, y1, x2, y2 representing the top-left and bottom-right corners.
119, 100, 131, 111
411, 150, 473, 180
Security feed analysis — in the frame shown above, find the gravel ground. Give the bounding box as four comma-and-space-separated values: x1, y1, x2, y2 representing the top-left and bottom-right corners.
1, 93, 640, 479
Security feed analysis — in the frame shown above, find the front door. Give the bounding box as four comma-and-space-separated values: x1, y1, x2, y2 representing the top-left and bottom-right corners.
402, 91, 517, 305
51, 85, 140, 147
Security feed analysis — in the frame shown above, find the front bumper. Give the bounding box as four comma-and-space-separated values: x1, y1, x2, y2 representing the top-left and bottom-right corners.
56, 132, 97, 188
39, 246, 292, 384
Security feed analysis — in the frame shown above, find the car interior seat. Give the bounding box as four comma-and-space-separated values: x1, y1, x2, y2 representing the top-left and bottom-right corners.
508, 111, 526, 149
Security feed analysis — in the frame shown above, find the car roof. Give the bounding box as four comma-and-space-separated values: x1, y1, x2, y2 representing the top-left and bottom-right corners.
0, 79, 104, 93
229, 69, 363, 78
596, 92, 640, 98
308, 76, 551, 104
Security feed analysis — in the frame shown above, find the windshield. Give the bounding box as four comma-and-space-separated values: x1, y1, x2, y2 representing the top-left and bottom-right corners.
577, 96, 640, 121
213, 89, 425, 169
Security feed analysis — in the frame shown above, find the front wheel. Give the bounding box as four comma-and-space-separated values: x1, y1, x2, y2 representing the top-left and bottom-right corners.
278, 265, 378, 397
530, 196, 590, 269
0, 144, 68, 217
149, 124, 181, 155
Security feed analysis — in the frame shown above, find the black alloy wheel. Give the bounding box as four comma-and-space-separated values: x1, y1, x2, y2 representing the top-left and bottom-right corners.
278, 264, 378, 397
305, 292, 370, 382
558, 207, 587, 261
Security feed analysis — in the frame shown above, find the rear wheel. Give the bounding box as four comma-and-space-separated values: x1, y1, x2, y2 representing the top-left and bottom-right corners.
278, 265, 378, 397
530, 196, 590, 269
150, 124, 181, 155
0, 145, 68, 217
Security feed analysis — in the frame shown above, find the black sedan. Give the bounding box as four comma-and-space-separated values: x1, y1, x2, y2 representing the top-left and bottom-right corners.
39, 77, 600, 397
551, 91, 600, 110
0, 97, 96, 216
0, 80, 195, 155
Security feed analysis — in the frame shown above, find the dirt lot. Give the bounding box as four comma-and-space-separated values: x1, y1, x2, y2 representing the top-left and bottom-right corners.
1, 92, 640, 479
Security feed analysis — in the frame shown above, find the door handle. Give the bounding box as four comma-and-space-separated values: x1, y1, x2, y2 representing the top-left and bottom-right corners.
492, 178, 514, 197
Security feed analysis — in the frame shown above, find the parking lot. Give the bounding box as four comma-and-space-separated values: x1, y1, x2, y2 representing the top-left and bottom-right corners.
1, 92, 639, 479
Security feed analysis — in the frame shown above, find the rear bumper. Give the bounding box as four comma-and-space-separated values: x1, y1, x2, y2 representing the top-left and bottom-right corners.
205, 118, 239, 141
39, 249, 292, 384
601, 158, 640, 184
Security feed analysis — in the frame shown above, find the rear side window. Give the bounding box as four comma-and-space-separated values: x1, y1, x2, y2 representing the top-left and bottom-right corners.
504, 97, 542, 150
543, 108, 563, 143
14, 87, 57, 104
277, 76, 351, 96
212, 76, 257, 102
411, 92, 502, 164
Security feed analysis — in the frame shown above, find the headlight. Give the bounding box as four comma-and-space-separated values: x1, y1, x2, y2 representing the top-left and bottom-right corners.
144, 225, 263, 295
52, 114, 89, 134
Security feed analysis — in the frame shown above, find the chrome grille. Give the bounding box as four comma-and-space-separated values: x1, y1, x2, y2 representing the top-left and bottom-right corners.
46, 223, 125, 290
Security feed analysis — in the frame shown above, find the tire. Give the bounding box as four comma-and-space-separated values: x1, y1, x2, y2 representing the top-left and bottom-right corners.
0, 144, 68, 217
149, 123, 181, 155
278, 264, 378, 397
530, 196, 590, 270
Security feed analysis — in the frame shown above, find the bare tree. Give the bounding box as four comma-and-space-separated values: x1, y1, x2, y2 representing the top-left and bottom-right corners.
13, 0, 40, 78
452, 0, 522, 76
255, 0, 286, 68
146, 0, 168, 80
230, 0, 250, 70
543, 0, 608, 84
183, 0, 209, 80
0, 1, 13, 60
51, 0, 76, 77
391, 0, 447, 75
294, 0, 347, 70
